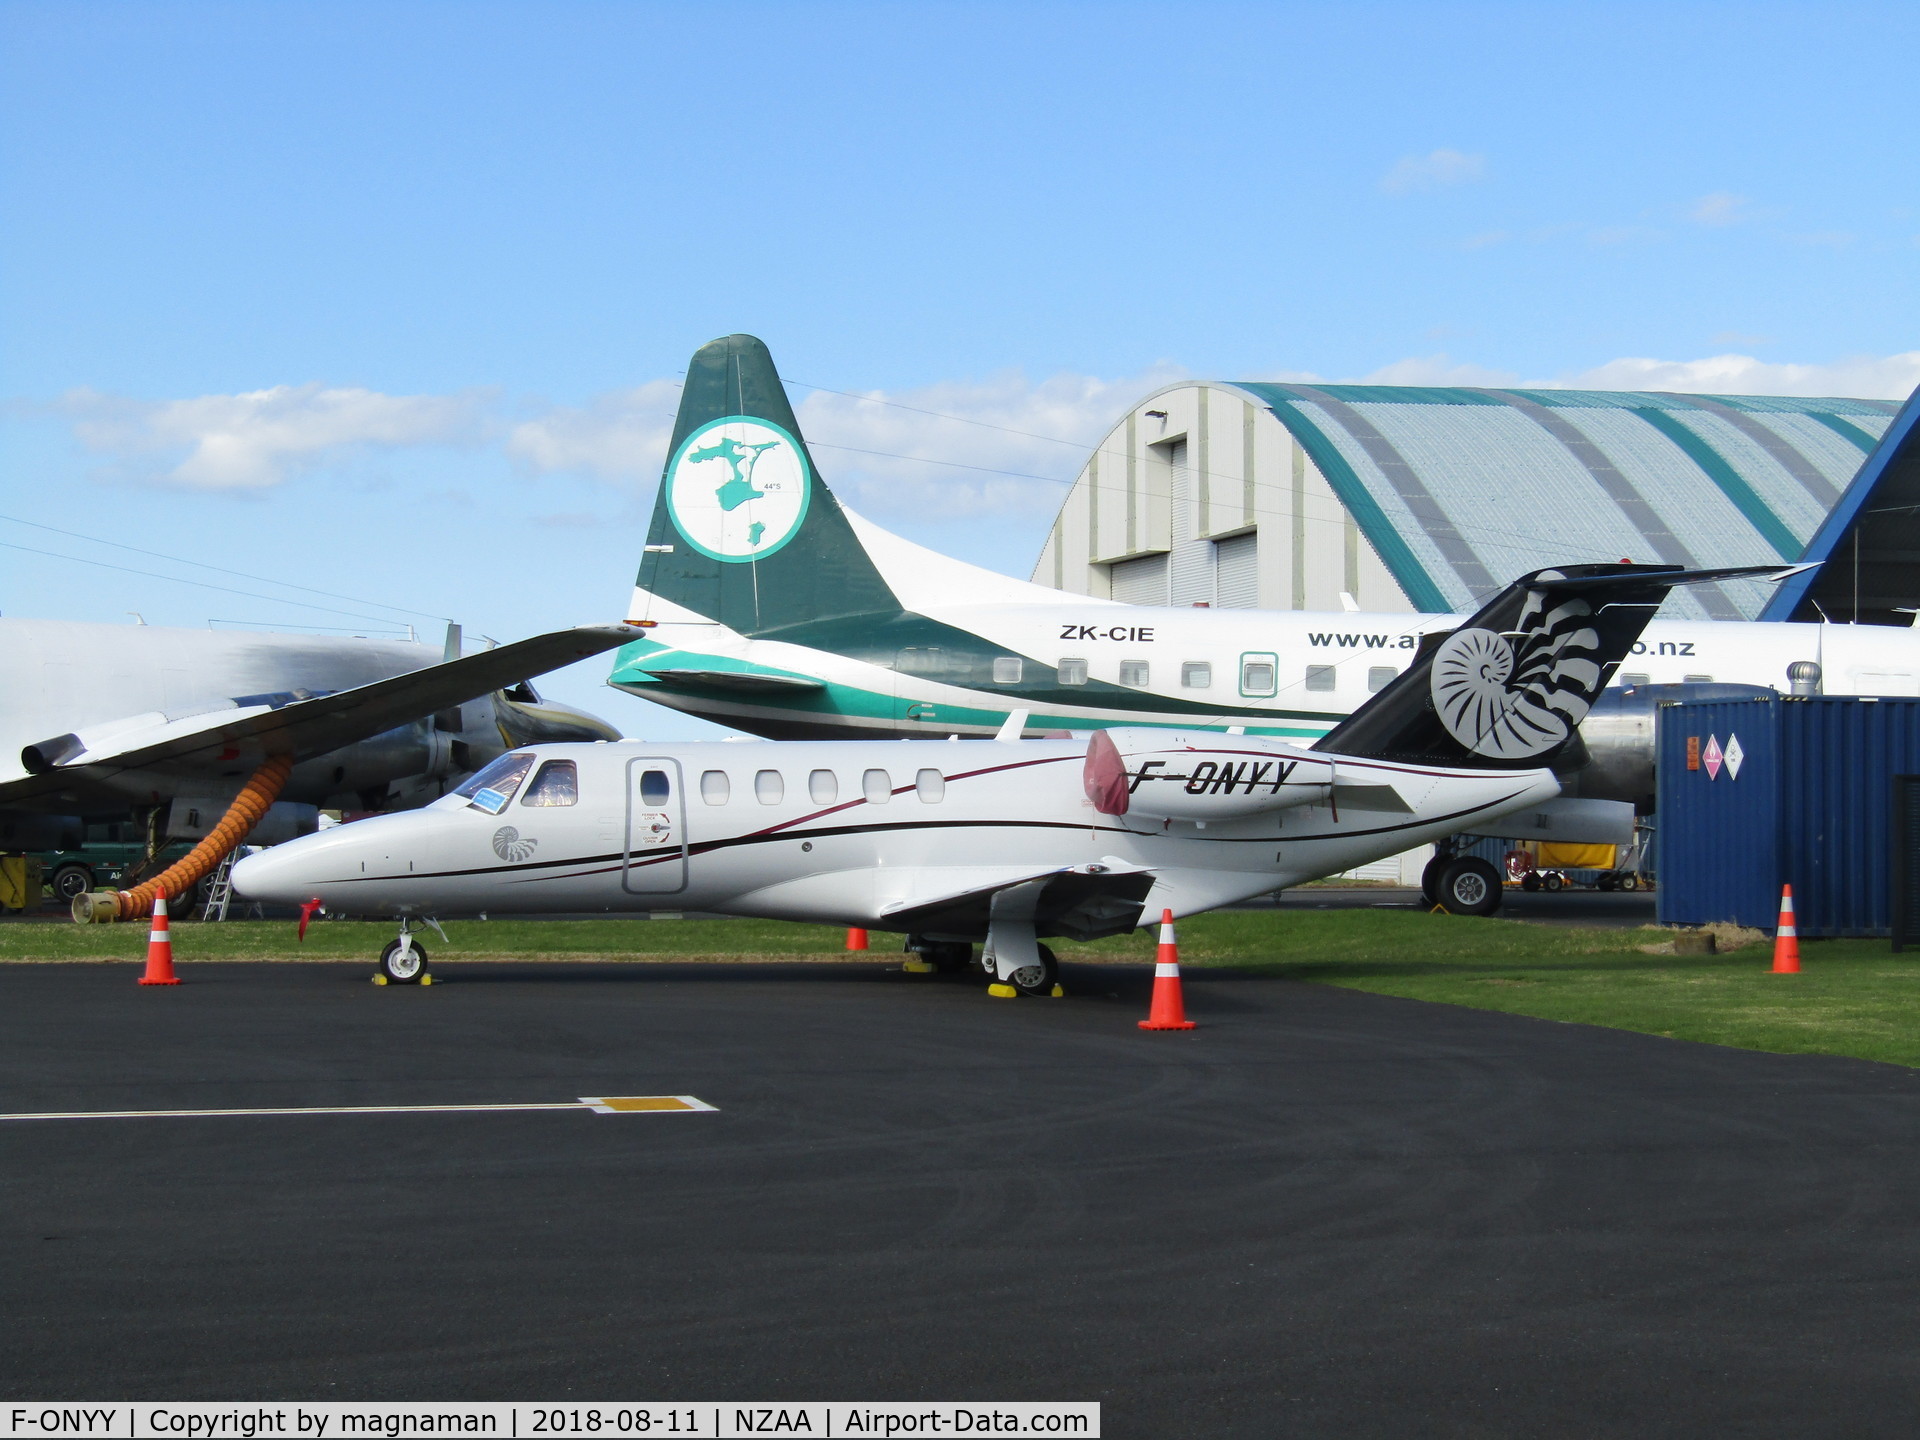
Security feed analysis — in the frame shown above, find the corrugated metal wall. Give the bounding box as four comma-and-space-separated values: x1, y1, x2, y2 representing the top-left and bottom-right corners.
1656, 696, 1920, 936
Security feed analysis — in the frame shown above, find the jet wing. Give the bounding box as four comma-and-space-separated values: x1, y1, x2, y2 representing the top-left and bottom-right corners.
5, 624, 641, 804
879, 861, 1157, 942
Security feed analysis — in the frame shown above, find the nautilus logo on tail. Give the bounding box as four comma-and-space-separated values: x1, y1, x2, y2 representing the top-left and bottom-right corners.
492, 826, 538, 862
1430, 591, 1604, 760
664, 416, 812, 563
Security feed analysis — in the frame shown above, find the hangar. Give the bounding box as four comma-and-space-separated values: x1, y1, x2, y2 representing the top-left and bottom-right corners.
1030, 382, 1900, 621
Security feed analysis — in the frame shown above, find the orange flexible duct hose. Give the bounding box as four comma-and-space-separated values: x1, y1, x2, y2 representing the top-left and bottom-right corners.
114, 754, 295, 921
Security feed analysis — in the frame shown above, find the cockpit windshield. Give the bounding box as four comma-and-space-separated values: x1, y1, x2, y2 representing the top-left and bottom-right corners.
454, 752, 537, 814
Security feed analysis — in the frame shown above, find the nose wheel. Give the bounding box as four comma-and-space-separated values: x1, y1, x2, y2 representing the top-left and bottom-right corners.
376, 918, 444, 984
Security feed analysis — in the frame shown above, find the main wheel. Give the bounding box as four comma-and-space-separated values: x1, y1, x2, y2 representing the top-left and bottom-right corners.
1434, 858, 1502, 917
379, 937, 428, 984
1005, 943, 1058, 997
49, 864, 93, 904
913, 938, 974, 973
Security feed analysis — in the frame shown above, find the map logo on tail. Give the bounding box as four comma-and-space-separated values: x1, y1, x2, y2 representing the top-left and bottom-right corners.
664, 416, 812, 562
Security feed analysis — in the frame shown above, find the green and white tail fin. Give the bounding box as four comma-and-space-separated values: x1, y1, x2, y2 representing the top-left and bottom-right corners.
629, 334, 903, 638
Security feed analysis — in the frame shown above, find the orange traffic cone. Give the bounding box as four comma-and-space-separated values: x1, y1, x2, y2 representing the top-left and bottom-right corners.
1771, 885, 1801, 974
138, 892, 181, 986
845, 927, 869, 951
1138, 909, 1196, 1030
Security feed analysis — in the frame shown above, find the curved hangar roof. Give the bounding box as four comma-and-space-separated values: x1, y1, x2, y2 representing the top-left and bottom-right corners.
1033, 382, 1898, 622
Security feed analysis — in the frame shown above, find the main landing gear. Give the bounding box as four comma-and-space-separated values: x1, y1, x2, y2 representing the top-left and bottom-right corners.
376, 917, 446, 985
1420, 847, 1504, 918
904, 928, 1062, 997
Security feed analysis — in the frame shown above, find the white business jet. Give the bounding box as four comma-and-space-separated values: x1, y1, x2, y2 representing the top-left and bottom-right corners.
236, 560, 1780, 991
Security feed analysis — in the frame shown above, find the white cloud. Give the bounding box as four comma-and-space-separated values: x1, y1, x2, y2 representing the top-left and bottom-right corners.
1356, 354, 1521, 387
787, 367, 1184, 519
1688, 191, 1750, 226
1380, 148, 1485, 194
1555, 352, 1920, 399
504, 379, 683, 482
60, 383, 486, 489
51, 349, 1917, 511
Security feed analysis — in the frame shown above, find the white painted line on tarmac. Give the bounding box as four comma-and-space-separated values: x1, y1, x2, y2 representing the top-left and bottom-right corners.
0, 1095, 717, 1121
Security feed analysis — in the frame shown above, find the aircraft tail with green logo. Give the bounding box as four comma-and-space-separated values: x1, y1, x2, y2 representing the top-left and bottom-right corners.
629, 334, 905, 640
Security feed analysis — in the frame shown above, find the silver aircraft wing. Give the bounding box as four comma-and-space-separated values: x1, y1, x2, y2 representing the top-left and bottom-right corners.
6, 624, 641, 802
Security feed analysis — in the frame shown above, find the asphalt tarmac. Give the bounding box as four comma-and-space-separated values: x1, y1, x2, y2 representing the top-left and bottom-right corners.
7, 960, 1920, 1437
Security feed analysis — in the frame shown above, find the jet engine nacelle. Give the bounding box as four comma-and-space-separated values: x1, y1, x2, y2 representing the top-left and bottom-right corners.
1085, 728, 1336, 821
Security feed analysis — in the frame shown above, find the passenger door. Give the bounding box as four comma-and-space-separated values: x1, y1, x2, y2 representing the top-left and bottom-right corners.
622, 757, 688, 894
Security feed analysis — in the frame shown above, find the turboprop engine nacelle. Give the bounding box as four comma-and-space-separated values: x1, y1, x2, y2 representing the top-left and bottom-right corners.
1084, 728, 1337, 822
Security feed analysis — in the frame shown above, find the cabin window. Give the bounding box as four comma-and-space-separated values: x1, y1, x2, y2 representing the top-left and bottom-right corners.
992, 656, 1023, 685
1367, 666, 1397, 693
520, 759, 579, 807
1119, 660, 1150, 688
1621, 673, 1649, 688
755, 769, 785, 805
1683, 673, 1713, 684
1181, 662, 1211, 689
1304, 665, 1336, 693
1240, 653, 1278, 697
456, 751, 536, 815
809, 769, 839, 805
863, 769, 893, 804
1057, 658, 1089, 686
700, 770, 730, 805
639, 769, 671, 806
916, 768, 945, 803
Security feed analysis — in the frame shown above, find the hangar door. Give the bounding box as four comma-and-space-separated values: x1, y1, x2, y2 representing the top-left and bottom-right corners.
623, 757, 688, 894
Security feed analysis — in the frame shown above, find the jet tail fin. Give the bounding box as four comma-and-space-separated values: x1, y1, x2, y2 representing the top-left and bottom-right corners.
1313, 563, 1795, 770
629, 334, 902, 637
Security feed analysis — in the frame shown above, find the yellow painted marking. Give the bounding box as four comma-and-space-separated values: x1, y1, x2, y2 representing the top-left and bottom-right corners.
0, 1095, 716, 1122
581, 1095, 717, 1113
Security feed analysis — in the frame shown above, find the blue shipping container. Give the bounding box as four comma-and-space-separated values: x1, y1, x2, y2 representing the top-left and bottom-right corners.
1656, 696, 1920, 937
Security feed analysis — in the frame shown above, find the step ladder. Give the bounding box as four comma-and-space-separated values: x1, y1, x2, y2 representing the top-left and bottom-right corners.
198, 851, 239, 922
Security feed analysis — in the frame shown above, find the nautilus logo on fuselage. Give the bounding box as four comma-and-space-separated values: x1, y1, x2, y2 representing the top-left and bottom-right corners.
664, 416, 812, 563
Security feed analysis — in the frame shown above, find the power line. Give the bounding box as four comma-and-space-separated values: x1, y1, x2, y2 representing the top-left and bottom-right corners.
0, 513, 453, 623
0, 540, 423, 630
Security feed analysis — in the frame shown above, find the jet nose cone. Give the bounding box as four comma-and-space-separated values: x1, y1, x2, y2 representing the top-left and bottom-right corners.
231, 845, 314, 906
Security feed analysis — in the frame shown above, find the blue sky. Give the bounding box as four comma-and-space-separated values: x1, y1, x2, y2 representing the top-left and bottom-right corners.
3, 0, 1916, 736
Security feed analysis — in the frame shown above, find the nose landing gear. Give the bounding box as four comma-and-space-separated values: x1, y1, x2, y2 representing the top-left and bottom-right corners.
375, 917, 447, 985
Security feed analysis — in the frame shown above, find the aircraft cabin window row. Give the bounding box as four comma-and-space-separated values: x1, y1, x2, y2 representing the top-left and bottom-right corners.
693, 768, 947, 806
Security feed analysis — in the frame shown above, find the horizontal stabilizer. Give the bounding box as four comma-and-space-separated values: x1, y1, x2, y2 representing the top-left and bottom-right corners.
631, 667, 825, 694
1313, 562, 1796, 771
10, 625, 641, 797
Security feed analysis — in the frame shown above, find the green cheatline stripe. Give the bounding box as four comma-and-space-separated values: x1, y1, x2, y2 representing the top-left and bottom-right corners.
1806, 412, 1881, 454
1632, 407, 1802, 561
1233, 386, 1452, 612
